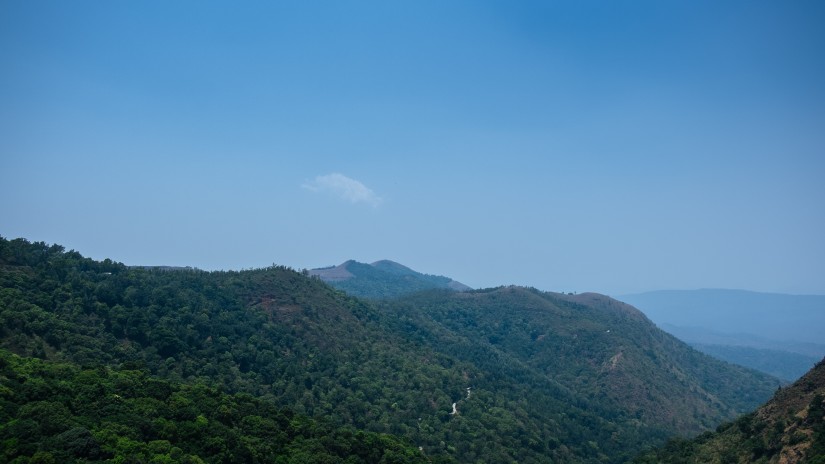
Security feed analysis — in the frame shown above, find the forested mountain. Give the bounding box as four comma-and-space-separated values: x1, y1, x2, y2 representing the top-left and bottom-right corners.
634, 358, 825, 463
309, 260, 470, 299
379, 290, 779, 438
0, 237, 781, 462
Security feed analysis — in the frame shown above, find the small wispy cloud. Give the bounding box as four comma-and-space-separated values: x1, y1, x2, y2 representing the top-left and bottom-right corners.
302, 173, 383, 207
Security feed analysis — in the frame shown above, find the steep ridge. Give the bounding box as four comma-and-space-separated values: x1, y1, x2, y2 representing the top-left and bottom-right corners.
634, 358, 825, 463
0, 237, 781, 462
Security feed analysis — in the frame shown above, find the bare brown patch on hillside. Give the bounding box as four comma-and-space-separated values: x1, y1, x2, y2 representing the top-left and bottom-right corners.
308, 263, 355, 281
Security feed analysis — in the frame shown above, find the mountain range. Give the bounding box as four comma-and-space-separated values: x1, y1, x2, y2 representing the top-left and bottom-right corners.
619, 289, 825, 346
620, 289, 825, 381
0, 237, 799, 463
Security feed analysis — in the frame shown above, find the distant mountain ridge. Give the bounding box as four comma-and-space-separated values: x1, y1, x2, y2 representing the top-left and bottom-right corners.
686, 343, 820, 383
309, 259, 471, 298
620, 289, 825, 381
658, 324, 825, 358
619, 289, 825, 345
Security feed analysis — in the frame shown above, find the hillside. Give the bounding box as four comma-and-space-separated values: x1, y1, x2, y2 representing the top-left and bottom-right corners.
309, 259, 470, 299
0, 238, 470, 461
0, 237, 781, 462
634, 358, 825, 463
380, 289, 780, 440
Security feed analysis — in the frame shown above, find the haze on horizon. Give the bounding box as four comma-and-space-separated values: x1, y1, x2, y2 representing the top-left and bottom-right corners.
2, 1, 824, 296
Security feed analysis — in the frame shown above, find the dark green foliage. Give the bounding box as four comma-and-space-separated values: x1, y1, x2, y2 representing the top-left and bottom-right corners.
380, 289, 779, 435
807, 393, 825, 462
0, 350, 429, 463
0, 237, 783, 463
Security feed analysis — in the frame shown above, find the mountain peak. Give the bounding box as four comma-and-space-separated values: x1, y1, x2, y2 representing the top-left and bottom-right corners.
369, 259, 416, 275
309, 259, 470, 298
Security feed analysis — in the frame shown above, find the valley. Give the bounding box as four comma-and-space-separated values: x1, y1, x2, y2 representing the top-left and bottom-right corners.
621, 290, 825, 382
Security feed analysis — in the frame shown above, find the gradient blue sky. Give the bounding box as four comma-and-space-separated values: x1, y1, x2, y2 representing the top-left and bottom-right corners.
2, 1, 824, 295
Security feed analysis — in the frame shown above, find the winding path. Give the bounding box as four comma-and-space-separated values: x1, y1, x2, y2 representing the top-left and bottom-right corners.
449, 387, 472, 415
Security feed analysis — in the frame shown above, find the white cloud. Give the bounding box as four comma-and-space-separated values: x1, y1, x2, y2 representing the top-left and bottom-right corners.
302, 173, 383, 207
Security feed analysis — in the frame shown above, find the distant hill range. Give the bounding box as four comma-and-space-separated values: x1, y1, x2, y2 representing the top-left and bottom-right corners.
309, 259, 471, 298
634, 357, 825, 463
620, 289, 825, 381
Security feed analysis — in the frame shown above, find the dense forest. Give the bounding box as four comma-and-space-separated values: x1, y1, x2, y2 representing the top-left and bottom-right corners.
378, 290, 779, 437
0, 349, 430, 463
0, 237, 783, 462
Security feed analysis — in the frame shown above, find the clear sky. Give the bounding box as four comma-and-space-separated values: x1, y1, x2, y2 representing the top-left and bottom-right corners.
2, 1, 824, 296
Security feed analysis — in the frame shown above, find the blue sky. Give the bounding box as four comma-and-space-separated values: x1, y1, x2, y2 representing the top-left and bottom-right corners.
2, 0, 824, 295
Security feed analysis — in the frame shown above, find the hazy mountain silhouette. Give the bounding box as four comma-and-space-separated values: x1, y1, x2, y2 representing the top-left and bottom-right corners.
619, 289, 825, 345
620, 289, 825, 381
309, 259, 471, 298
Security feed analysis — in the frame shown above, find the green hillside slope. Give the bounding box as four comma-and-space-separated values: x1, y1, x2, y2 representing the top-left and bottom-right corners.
0, 238, 473, 460
0, 237, 782, 462
634, 358, 825, 463
380, 289, 779, 439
